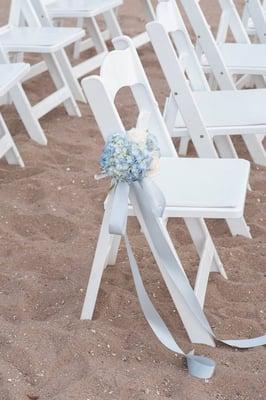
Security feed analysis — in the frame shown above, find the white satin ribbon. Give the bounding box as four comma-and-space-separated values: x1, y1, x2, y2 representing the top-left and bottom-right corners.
108, 179, 266, 379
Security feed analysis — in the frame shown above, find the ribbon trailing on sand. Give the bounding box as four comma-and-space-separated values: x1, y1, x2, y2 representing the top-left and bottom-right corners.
108, 180, 266, 379
98, 129, 265, 378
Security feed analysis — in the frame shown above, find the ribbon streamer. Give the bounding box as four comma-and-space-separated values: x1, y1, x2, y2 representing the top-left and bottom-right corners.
108, 179, 266, 379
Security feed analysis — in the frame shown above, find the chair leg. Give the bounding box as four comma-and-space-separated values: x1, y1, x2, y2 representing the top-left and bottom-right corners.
130, 196, 214, 346
87, 17, 108, 53
9, 84, 47, 145
178, 136, 190, 156
53, 50, 86, 103
0, 114, 24, 167
236, 74, 253, 89
208, 73, 218, 90
194, 236, 217, 308
42, 53, 81, 117
73, 17, 85, 59
81, 197, 115, 320
242, 134, 266, 166
226, 217, 252, 238
184, 217, 227, 278
213, 135, 239, 159
108, 235, 121, 265
184, 217, 228, 308
103, 10, 123, 39
82, 196, 214, 345
74, 17, 110, 59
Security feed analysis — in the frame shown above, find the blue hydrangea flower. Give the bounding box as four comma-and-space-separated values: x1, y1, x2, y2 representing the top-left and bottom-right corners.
99, 131, 160, 185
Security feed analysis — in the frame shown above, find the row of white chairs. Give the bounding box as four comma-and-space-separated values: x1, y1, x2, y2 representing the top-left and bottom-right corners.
0, 0, 154, 153
1, 0, 266, 168
0, 1, 265, 333
80, 34, 251, 330
240, 0, 266, 43
80, 0, 266, 335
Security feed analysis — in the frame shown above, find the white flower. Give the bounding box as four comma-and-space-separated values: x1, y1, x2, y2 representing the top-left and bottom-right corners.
127, 128, 160, 177
127, 128, 148, 148
148, 152, 160, 177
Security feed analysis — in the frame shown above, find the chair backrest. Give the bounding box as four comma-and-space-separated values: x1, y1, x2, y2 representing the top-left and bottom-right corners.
216, 0, 250, 44
9, 0, 44, 27
81, 35, 177, 158
243, 0, 266, 43
9, 0, 52, 27
146, 0, 218, 158
154, 0, 209, 92
179, 0, 236, 90
242, 0, 266, 26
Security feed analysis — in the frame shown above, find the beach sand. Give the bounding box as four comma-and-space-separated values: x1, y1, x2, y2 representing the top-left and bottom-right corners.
0, 1, 265, 399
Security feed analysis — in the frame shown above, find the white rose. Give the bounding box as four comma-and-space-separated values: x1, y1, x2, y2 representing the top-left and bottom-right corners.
148, 152, 160, 177
127, 128, 148, 148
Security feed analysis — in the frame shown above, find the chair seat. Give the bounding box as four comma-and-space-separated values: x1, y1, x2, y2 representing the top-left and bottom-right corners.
128, 158, 250, 218
0, 63, 29, 96
0, 27, 85, 53
202, 43, 266, 74
47, 0, 123, 18
174, 88, 266, 133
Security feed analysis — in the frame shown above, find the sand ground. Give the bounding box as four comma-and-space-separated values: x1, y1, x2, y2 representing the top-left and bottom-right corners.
0, 1, 265, 399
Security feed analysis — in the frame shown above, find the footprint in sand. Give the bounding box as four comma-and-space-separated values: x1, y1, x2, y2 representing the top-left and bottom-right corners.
0, 167, 44, 185
7, 214, 78, 243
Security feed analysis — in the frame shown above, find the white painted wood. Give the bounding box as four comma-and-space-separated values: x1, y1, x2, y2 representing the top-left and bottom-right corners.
81, 193, 118, 321
0, 63, 29, 96
128, 187, 215, 346
45, 0, 123, 18
151, 0, 266, 166
70, 0, 154, 61
80, 36, 251, 324
0, 45, 47, 145
0, 62, 32, 167
243, 0, 266, 43
41, 0, 123, 74
4, 0, 86, 109
194, 236, 217, 308
1, 27, 84, 53
180, 0, 266, 163
28, 0, 86, 101
0, 113, 24, 167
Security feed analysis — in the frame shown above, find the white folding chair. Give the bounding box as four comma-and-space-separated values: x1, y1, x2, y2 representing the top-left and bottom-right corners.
241, 0, 266, 43
0, 62, 30, 167
70, 0, 155, 61
1, 0, 86, 121
146, 0, 266, 168
80, 36, 250, 325
187, 0, 266, 90
174, 0, 266, 166
216, 0, 266, 52
216, 0, 266, 89
0, 44, 47, 145
195, 0, 261, 62
42, 0, 123, 76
